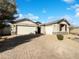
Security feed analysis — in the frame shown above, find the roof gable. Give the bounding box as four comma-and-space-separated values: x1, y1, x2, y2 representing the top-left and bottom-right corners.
12, 18, 37, 26
41, 18, 70, 26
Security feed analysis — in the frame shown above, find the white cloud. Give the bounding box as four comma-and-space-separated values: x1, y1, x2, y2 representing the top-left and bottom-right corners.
75, 12, 79, 17
67, 4, 79, 17
15, 14, 25, 20
48, 15, 72, 21
63, 0, 75, 3
61, 15, 72, 20
47, 15, 73, 24
48, 16, 54, 20
71, 4, 79, 9
15, 8, 25, 19
67, 7, 71, 10
15, 13, 39, 21
73, 4, 79, 17
25, 13, 39, 21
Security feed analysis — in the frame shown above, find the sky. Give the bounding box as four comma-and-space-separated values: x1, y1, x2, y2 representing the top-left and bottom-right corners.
16, 0, 79, 26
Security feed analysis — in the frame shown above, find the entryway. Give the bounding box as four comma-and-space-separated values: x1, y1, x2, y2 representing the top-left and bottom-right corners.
37, 26, 41, 34
60, 24, 67, 32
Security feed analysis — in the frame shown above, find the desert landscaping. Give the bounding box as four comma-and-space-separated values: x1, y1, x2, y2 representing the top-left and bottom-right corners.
0, 33, 79, 59
0, 0, 79, 59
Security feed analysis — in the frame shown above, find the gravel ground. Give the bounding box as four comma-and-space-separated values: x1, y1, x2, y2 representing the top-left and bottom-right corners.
0, 35, 79, 59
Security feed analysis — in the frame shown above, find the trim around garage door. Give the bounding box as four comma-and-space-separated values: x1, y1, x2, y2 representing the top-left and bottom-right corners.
16, 25, 37, 35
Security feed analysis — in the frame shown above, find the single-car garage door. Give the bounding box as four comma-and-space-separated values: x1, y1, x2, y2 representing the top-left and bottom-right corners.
17, 26, 36, 35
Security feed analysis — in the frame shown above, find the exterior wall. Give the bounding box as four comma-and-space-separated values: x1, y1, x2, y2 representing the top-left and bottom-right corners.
41, 26, 45, 34
41, 21, 70, 35
53, 24, 59, 33
16, 21, 37, 26
45, 25, 53, 35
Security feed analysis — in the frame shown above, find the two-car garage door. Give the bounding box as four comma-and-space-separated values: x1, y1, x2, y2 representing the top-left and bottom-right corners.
17, 25, 36, 35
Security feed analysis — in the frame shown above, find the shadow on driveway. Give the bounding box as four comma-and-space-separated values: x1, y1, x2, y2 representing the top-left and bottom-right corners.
0, 34, 43, 52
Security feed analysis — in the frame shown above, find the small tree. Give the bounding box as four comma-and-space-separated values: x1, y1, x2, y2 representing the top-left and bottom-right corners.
0, 0, 17, 35
0, 0, 17, 24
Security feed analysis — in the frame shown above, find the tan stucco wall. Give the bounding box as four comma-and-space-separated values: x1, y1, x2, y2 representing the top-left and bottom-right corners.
41, 26, 46, 34
45, 25, 53, 35
53, 24, 59, 32
41, 21, 70, 35
16, 21, 37, 26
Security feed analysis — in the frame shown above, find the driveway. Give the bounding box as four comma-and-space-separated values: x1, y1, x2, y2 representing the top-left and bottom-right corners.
0, 35, 79, 59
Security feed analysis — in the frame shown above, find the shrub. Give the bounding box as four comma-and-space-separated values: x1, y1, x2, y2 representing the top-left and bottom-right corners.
57, 34, 64, 40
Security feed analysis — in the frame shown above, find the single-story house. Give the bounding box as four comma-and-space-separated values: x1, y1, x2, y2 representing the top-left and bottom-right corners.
1, 18, 71, 35
40, 19, 70, 35
11, 18, 39, 35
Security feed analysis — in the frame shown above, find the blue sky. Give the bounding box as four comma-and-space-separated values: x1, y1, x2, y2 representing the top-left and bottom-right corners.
16, 0, 79, 26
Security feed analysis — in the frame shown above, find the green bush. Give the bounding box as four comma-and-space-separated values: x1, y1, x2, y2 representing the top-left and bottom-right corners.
57, 34, 64, 40
0, 23, 5, 29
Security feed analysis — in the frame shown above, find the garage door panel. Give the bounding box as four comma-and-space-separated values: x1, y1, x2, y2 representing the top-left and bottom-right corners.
17, 26, 36, 35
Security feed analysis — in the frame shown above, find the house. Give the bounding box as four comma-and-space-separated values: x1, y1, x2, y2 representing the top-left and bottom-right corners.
40, 19, 70, 35
2, 18, 70, 35
11, 18, 39, 35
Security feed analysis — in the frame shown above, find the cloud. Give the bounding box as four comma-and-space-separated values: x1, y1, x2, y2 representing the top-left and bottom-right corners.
67, 7, 71, 10
63, 0, 75, 3
73, 4, 79, 17
71, 4, 79, 9
25, 13, 39, 21
15, 12, 40, 21
61, 15, 72, 20
75, 12, 79, 17
15, 14, 25, 20
48, 16, 54, 20
67, 4, 79, 11
67, 4, 79, 17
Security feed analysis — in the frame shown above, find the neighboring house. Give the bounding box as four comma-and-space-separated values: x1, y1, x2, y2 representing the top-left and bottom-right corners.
40, 19, 70, 35
11, 18, 38, 35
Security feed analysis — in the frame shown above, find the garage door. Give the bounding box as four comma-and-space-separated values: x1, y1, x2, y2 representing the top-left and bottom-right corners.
17, 26, 36, 35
